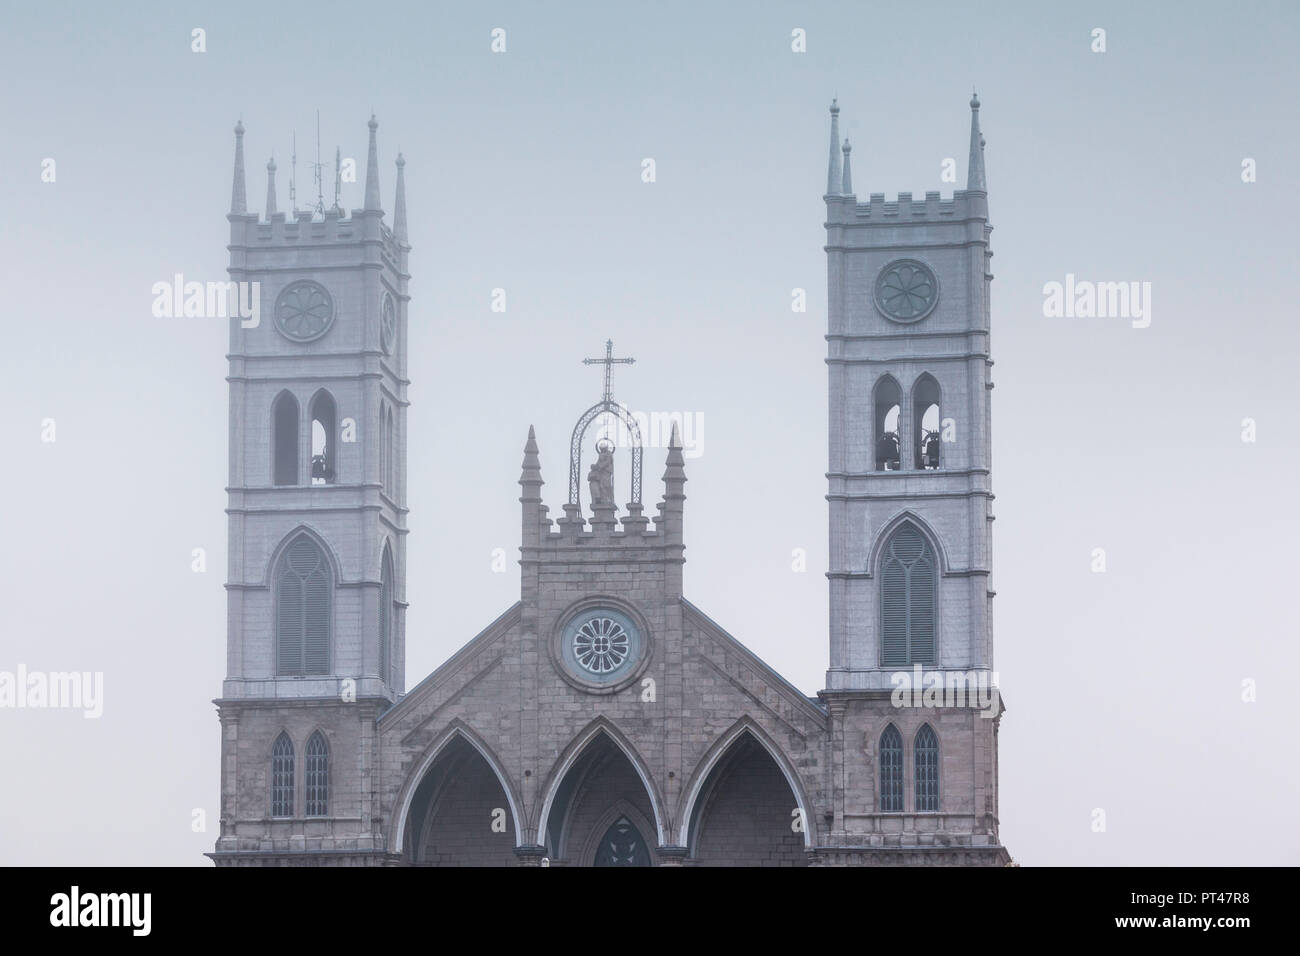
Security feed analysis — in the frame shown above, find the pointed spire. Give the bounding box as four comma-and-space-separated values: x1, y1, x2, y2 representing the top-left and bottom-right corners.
265, 156, 277, 218
393, 152, 407, 242
364, 114, 382, 212
967, 93, 986, 193
656, 421, 687, 545
663, 422, 687, 484
826, 99, 842, 196
519, 425, 543, 486
841, 138, 853, 195
230, 120, 247, 214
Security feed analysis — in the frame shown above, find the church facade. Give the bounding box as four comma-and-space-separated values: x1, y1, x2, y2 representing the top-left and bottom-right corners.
209, 98, 1010, 866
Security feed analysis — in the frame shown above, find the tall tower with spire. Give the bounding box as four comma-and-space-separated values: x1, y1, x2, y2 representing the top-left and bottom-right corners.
211, 116, 411, 864
820, 96, 1007, 863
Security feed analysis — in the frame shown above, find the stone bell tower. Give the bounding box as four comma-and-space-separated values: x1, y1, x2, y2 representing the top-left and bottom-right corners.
212, 116, 409, 864
819, 97, 1008, 863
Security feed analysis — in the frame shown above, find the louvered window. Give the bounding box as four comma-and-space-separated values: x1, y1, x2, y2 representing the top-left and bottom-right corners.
276, 535, 331, 676
880, 725, 903, 812
271, 733, 294, 818
305, 731, 329, 817
379, 549, 393, 685
915, 724, 940, 812
880, 524, 936, 666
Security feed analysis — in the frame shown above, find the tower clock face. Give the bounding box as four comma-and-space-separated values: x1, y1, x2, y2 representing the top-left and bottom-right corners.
874, 259, 939, 322
381, 293, 396, 355
274, 280, 335, 342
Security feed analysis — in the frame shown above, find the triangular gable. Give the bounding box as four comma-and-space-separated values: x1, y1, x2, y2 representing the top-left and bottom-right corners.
681, 598, 827, 729
379, 602, 521, 730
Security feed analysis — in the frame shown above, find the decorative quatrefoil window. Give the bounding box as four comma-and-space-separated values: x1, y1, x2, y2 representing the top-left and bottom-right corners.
874, 259, 939, 323
275, 280, 335, 342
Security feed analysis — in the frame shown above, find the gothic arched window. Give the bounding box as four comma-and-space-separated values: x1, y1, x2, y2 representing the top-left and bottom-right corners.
275, 534, 331, 676
880, 523, 937, 666
593, 816, 652, 867
379, 546, 394, 685
879, 725, 903, 813
305, 731, 329, 817
912, 374, 941, 470
309, 390, 337, 484
272, 391, 299, 486
271, 733, 294, 818
915, 724, 940, 812
380, 403, 390, 492
873, 376, 902, 471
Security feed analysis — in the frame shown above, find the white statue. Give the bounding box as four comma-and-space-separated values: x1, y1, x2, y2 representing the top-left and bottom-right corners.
588, 440, 615, 506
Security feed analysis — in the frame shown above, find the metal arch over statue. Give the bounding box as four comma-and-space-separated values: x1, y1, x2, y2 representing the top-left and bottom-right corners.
569, 339, 643, 511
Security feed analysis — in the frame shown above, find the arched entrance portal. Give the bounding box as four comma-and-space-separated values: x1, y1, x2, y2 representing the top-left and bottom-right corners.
688, 732, 808, 866
543, 733, 659, 867
403, 735, 516, 866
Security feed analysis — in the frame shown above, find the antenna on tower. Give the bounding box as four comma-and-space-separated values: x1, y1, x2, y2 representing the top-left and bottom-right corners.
311, 110, 325, 216
289, 131, 298, 214
333, 145, 342, 213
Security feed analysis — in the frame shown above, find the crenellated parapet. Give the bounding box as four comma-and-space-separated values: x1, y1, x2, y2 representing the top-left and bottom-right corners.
226, 115, 407, 277
518, 423, 686, 553
823, 95, 989, 225
827, 190, 982, 223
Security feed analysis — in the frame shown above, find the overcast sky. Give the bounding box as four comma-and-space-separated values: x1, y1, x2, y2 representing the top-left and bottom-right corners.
1, 0, 1297, 866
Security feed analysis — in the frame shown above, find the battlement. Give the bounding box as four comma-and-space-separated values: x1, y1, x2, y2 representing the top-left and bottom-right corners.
231, 210, 401, 261
863, 190, 959, 217
823, 95, 989, 227
530, 500, 679, 544
226, 115, 407, 254
518, 419, 687, 560
825, 190, 988, 227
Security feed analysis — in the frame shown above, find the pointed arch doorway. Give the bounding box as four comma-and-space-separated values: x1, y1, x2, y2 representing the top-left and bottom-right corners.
541, 731, 660, 867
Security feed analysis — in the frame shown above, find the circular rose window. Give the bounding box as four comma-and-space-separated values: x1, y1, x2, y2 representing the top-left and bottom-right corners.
275, 280, 335, 342
874, 259, 939, 323
557, 606, 646, 690
573, 616, 630, 674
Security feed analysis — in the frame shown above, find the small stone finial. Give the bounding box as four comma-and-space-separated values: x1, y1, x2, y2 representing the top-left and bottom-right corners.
967, 92, 987, 193
230, 120, 247, 214
663, 422, 687, 483
520, 425, 543, 486
393, 151, 408, 242
841, 138, 853, 195
363, 113, 382, 212
265, 156, 277, 218
826, 100, 843, 196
